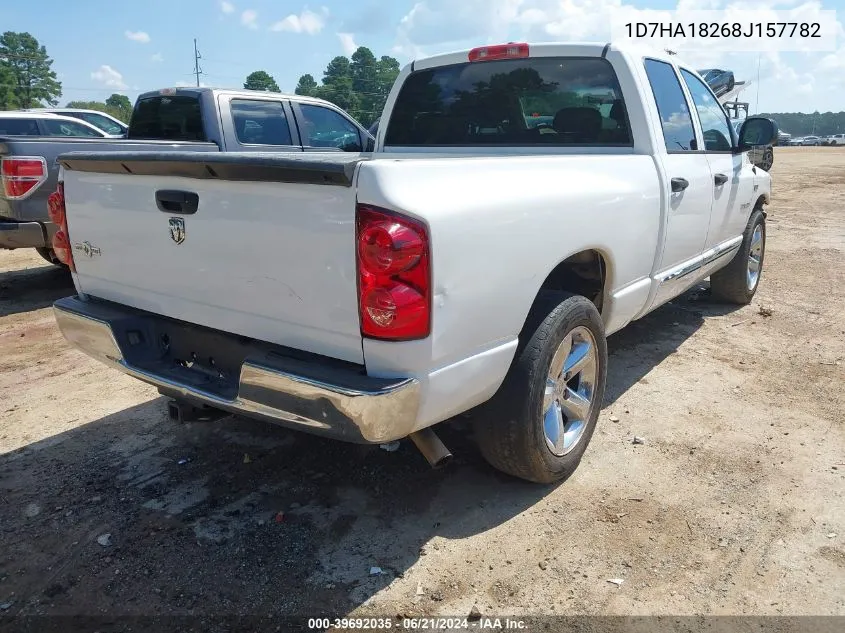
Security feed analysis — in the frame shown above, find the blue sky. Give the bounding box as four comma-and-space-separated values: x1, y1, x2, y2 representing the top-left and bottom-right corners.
2, 0, 843, 113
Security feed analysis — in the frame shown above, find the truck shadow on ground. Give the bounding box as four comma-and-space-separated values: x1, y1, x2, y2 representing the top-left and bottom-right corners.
0, 285, 745, 618
0, 263, 73, 317
603, 283, 744, 405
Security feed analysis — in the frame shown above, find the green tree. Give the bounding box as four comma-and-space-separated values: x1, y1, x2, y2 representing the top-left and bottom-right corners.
295, 73, 318, 97
0, 62, 19, 110
244, 70, 280, 92
295, 49, 402, 127
376, 56, 400, 99
350, 47, 378, 123
317, 56, 359, 115
105, 93, 132, 121
0, 31, 61, 108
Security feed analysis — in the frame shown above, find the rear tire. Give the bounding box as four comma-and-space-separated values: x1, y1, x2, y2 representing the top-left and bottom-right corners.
709, 207, 765, 304
474, 292, 607, 484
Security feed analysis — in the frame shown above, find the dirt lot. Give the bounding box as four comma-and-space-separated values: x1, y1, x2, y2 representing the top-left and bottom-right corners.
0, 147, 843, 623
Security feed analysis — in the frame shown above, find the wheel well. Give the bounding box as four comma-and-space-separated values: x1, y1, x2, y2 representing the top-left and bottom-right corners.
538, 250, 607, 313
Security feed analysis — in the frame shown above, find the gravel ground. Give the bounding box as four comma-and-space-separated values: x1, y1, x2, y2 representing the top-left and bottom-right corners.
0, 147, 843, 624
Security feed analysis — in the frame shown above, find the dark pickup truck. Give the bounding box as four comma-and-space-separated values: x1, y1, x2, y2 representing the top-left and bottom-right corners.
1, 87, 374, 263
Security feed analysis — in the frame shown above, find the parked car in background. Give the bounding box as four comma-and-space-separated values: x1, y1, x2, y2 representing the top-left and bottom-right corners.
776, 131, 791, 145
52, 43, 776, 484
2, 88, 374, 266
823, 133, 845, 146
0, 111, 110, 138
802, 135, 821, 146
129, 87, 374, 152
29, 108, 128, 137
698, 68, 735, 96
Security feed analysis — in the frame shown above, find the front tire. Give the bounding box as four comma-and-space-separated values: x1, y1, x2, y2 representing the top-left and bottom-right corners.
710, 207, 765, 304
759, 146, 774, 171
474, 292, 607, 484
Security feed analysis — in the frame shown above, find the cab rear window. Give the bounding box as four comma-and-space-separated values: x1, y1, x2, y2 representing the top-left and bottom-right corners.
384, 57, 631, 147
128, 95, 206, 141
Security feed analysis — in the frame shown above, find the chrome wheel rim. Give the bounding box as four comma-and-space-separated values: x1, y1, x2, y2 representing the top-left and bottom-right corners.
542, 326, 598, 457
747, 224, 764, 290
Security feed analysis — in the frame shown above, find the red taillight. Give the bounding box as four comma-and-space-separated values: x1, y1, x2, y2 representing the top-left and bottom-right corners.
48, 182, 75, 272
1, 157, 47, 199
356, 205, 430, 340
468, 43, 529, 62
47, 187, 65, 225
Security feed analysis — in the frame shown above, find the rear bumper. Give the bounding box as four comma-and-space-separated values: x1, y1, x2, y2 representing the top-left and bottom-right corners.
0, 219, 53, 249
53, 295, 421, 444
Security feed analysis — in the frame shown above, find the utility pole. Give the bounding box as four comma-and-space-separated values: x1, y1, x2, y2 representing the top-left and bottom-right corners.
193, 38, 203, 87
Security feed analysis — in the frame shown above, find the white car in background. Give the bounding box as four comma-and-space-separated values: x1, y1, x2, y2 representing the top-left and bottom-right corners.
801, 135, 821, 146
24, 108, 127, 138
825, 133, 845, 146
0, 111, 112, 138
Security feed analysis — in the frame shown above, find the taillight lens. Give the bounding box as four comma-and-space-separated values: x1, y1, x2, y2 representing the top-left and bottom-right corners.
48, 182, 75, 272
356, 205, 430, 340
1, 157, 47, 199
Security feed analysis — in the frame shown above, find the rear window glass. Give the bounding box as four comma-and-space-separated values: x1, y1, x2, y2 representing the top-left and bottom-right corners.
231, 99, 293, 146
384, 57, 631, 147
0, 118, 40, 136
128, 95, 206, 141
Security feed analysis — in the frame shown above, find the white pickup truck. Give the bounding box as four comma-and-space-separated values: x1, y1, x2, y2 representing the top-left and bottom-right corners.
51, 43, 776, 483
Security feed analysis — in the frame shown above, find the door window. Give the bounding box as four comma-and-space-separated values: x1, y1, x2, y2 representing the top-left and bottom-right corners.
643, 59, 697, 152
231, 99, 293, 146
41, 118, 103, 137
297, 104, 362, 151
680, 70, 733, 151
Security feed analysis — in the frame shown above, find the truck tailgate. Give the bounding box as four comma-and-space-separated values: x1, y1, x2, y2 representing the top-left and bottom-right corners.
59, 152, 366, 364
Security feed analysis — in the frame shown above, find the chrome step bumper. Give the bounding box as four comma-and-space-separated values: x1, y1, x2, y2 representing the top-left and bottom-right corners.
53, 296, 420, 443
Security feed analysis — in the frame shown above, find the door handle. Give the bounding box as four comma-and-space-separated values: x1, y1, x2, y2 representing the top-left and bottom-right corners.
714, 173, 729, 186
670, 177, 689, 192
155, 190, 199, 215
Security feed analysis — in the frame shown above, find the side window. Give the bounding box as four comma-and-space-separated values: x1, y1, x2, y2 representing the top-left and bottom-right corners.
231, 99, 293, 146
643, 59, 697, 152
78, 113, 125, 135
297, 104, 362, 152
41, 118, 102, 137
0, 118, 40, 135
680, 69, 733, 152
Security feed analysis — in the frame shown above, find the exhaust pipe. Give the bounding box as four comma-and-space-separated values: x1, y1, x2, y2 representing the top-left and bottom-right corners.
167, 399, 226, 423
409, 427, 453, 469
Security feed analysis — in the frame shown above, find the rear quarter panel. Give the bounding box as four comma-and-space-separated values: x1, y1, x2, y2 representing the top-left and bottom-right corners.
357, 154, 662, 378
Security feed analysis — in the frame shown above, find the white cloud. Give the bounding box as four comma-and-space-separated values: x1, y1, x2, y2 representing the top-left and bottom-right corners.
241, 9, 258, 29
393, 0, 845, 112
125, 30, 150, 43
271, 7, 328, 34
151, 52, 164, 62
337, 32, 358, 55
220, 0, 235, 13
91, 65, 128, 90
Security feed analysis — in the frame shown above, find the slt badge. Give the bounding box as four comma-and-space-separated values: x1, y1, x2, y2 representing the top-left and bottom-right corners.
169, 217, 186, 244
72, 241, 101, 258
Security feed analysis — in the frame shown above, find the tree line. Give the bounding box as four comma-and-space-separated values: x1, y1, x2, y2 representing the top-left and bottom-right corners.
244, 47, 400, 127
758, 111, 845, 137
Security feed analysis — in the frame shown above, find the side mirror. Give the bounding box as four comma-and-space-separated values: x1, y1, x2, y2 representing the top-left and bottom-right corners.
738, 116, 778, 151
